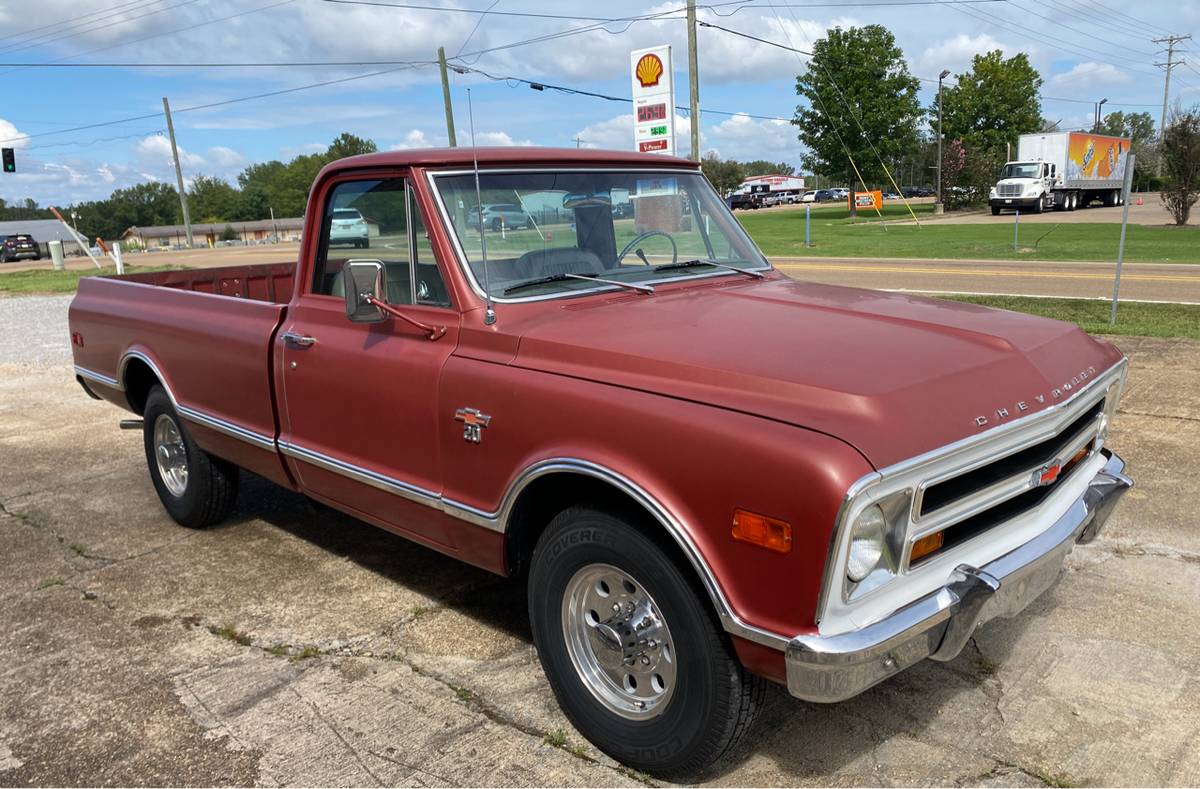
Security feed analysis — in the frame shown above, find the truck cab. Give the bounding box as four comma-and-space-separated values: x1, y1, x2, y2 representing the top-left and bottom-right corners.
990, 160, 1055, 215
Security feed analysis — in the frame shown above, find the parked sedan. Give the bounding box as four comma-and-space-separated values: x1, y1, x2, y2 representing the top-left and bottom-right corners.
0, 234, 40, 262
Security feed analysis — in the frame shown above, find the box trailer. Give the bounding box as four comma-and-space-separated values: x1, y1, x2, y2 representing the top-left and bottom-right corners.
989, 131, 1131, 215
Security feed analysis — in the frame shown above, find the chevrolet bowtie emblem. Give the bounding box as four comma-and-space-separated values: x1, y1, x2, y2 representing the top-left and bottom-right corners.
454, 408, 491, 443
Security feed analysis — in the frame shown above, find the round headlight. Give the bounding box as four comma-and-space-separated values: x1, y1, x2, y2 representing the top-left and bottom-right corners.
847, 505, 886, 582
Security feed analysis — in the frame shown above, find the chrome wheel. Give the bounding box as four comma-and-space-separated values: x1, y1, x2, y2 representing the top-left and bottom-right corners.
561, 563, 676, 720
153, 413, 188, 497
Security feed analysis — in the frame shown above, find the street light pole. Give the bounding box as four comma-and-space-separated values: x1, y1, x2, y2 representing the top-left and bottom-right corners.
936, 69, 949, 214
1094, 98, 1108, 133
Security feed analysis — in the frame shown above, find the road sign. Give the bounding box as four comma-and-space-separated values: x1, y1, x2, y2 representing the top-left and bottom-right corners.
631, 45, 675, 156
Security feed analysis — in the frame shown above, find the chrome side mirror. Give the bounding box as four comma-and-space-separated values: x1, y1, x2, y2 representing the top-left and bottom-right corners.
342, 259, 387, 323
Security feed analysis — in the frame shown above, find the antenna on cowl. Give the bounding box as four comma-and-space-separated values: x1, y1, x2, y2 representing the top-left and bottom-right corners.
466, 88, 495, 326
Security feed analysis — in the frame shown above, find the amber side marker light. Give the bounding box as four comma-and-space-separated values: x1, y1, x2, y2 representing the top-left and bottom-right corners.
732, 509, 792, 554
911, 531, 945, 563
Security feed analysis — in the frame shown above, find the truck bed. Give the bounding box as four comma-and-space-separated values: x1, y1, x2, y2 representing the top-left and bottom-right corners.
119, 261, 298, 303
70, 261, 297, 487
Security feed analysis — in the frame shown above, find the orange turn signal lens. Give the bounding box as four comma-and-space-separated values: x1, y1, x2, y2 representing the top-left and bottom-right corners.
910, 531, 945, 563
732, 509, 792, 554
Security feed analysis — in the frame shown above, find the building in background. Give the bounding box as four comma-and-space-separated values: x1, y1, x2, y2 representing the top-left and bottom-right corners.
122, 217, 307, 249
735, 174, 807, 195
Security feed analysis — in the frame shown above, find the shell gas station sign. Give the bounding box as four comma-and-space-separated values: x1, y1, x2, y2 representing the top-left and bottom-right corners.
630, 45, 675, 156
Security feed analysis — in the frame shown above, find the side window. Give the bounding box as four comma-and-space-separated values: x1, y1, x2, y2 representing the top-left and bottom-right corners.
311, 178, 449, 307
410, 188, 451, 307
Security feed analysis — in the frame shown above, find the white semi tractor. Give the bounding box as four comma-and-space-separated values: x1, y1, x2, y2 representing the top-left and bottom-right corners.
989, 131, 1131, 215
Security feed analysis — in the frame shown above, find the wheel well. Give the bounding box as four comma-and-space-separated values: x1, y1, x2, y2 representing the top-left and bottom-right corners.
122, 358, 161, 415
504, 472, 709, 596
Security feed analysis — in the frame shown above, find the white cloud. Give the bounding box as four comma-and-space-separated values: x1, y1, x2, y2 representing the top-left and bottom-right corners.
705, 112, 800, 164
1048, 62, 1135, 92
0, 118, 29, 149
473, 131, 533, 147
573, 113, 695, 155
135, 134, 203, 172
914, 33, 1020, 78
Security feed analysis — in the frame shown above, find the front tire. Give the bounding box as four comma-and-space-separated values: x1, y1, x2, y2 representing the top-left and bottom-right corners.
143, 386, 239, 528
528, 506, 763, 780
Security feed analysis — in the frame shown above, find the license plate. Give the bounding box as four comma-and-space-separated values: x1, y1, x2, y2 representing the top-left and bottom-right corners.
1004, 199, 1012, 203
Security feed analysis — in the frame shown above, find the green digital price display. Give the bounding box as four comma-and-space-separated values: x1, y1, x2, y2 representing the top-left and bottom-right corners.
650, 126, 667, 136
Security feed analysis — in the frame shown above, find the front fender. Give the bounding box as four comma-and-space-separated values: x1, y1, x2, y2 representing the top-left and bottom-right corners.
437, 355, 874, 644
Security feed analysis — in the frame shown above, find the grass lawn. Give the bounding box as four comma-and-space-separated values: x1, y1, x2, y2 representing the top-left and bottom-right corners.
938, 294, 1200, 340
0, 265, 179, 295
738, 208, 1200, 264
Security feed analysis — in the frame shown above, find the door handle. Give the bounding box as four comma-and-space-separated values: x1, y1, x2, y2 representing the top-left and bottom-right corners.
281, 331, 317, 348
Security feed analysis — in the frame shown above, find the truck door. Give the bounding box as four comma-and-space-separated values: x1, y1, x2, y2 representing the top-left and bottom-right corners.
277, 173, 461, 546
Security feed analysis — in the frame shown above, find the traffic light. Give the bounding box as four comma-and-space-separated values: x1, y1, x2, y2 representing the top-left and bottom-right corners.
1, 148, 13, 173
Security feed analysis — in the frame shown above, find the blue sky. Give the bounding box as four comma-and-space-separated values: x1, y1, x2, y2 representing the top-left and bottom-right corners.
2, 0, 1198, 208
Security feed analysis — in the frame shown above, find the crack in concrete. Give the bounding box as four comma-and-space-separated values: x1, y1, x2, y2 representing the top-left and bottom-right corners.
969, 638, 1008, 726
289, 686, 385, 787
190, 619, 652, 786
1117, 408, 1200, 424
1087, 539, 1200, 565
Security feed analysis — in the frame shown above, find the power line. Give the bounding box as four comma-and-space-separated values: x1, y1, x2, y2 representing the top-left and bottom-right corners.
0, 0, 298, 77
1005, 0, 1154, 59
25, 129, 167, 152
701, 20, 1162, 108
0, 0, 164, 45
1038, 0, 1162, 47
0, 0, 208, 57
937, 0, 1161, 77
323, 0, 1009, 13
1079, 0, 1170, 37
0, 61, 435, 145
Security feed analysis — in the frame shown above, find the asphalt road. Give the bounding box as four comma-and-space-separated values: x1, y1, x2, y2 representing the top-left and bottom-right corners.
1, 295, 1198, 786
774, 257, 1200, 304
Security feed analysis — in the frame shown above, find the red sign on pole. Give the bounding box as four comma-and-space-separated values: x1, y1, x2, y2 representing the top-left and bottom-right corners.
638, 140, 669, 153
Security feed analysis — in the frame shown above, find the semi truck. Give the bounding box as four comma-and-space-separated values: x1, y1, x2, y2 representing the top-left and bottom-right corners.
989, 131, 1131, 215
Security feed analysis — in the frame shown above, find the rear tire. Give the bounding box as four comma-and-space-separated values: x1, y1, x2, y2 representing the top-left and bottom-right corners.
143, 386, 239, 528
528, 506, 763, 780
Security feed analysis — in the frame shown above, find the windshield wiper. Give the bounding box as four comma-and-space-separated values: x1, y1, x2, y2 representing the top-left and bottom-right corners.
503, 271, 654, 296
652, 258, 766, 279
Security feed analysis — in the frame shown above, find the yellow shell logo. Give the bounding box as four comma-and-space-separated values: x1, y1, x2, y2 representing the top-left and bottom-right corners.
636, 54, 664, 88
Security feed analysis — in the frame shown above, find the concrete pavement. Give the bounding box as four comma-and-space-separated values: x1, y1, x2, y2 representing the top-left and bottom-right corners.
1, 295, 1198, 786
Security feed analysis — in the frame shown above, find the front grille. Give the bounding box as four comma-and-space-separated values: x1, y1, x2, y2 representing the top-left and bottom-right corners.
909, 398, 1105, 565
997, 184, 1023, 197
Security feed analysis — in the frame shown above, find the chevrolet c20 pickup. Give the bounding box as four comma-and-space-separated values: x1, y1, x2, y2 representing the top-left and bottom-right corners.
68, 148, 1133, 778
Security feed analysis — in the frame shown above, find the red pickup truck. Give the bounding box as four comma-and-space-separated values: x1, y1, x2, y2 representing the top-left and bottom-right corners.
69, 147, 1132, 778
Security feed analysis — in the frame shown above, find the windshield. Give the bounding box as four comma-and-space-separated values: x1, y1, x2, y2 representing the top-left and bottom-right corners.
433, 170, 769, 299
1001, 163, 1041, 179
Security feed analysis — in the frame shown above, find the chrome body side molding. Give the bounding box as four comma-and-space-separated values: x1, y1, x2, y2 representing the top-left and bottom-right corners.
74, 365, 121, 390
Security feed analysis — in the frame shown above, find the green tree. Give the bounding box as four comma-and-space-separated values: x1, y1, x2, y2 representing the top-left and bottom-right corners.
793, 24, 921, 199
1161, 105, 1200, 226
188, 175, 239, 222
326, 132, 378, 161
938, 50, 1043, 153
1100, 111, 1158, 190
700, 153, 745, 196
739, 160, 795, 177
220, 223, 239, 241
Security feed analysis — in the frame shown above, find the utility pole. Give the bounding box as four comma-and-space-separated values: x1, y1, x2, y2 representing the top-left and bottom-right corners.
437, 47, 457, 147
573, 136, 585, 148
161, 97, 193, 249
1153, 34, 1190, 176
936, 69, 949, 214
686, 0, 701, 162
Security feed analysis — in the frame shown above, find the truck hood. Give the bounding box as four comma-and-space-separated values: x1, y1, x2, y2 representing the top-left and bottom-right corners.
510, 276, 1123, 469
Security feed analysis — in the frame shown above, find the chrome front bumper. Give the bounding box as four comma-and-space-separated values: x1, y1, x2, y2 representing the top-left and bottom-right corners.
786, 450, 1132, 703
